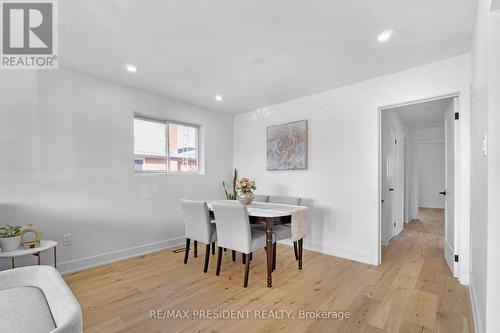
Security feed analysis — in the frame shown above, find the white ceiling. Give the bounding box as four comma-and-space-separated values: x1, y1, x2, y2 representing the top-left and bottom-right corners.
388, 98, 453, 129
59, 0, 477, 113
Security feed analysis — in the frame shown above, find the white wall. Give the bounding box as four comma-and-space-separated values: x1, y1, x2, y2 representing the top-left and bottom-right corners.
487, 7, 500, 333
470, 0, 491, 331
0, 69, 233, 273
233, 54, 470, 266
410, 126, 446, 216
412, 126, 445, 141
404, 137, 415, 222
470, 1, 500, 332
416, 142, 445, 208
412, 124, 446, 210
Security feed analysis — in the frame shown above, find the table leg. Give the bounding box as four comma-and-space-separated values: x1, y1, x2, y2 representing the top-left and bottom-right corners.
266, 222, 273, 288
54, 247, 57, 268
11, 257, 15, 269
298, 238, 303, 270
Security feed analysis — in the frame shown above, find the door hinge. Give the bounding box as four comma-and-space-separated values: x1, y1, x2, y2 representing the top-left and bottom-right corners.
454, 254, 459, 262
455, 112, 459, 120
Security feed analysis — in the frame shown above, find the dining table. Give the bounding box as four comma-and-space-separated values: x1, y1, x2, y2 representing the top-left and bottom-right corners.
207, 202, 301, 288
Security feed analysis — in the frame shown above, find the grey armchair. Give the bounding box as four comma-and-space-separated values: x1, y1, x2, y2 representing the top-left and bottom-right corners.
0, 266, 82, 333
181, 199, 217, 273
212, 201, 274, 287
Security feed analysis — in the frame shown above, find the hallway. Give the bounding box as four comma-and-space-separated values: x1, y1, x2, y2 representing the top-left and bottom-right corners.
375, 208, 473, 332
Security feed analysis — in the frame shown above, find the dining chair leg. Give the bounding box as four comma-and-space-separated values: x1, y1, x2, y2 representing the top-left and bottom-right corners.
224, 248, 227, 252
232, 250, 236, 262
242, 253, 246, 265
298, 238, 303, 270
293, 241, 299, 261
272, 243, 276, 271
203, 244, 210, 273
194, 241, 198, 258
184, 238, 190, 264
243, 253, 251, 288
212, 242, 215, 255
216, 246, 223, 276
249, 253, 253, 261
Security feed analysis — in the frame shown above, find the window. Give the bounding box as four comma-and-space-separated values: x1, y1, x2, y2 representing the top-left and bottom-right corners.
133, 116, 199, 173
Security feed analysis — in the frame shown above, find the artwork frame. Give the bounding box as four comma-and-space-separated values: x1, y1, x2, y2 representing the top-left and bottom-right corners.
266, 120, 308, 171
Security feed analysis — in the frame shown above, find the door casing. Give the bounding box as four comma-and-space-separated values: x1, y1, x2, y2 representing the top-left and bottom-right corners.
378, 93, 468, 285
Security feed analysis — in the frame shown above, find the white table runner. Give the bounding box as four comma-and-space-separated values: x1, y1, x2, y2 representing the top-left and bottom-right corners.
249, 202, 308, 241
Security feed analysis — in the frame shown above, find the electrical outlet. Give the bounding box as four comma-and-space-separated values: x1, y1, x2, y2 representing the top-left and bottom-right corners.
63, 234, 72, 246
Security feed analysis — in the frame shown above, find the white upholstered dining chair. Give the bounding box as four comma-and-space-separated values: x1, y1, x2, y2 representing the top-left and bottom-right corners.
268, 195, 301, 206
181, 199, 217, 273
212, 201, 274, 287
253, 195, 270, 203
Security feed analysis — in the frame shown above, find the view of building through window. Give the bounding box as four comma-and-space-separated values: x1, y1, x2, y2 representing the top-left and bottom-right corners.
133, 117, 198, 172
168, 123, 198, 172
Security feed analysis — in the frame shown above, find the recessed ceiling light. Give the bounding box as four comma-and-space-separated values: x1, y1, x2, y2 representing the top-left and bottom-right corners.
253, 57, 264, 65
215, 94, 223, 102
125, 64, 138, 73
377, 30, 393, 42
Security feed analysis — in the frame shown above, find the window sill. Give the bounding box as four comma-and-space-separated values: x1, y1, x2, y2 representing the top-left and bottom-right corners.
134, 170, 205, 176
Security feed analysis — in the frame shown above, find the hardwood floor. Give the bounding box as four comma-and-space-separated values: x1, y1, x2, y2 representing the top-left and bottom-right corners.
64, 208, 474, 333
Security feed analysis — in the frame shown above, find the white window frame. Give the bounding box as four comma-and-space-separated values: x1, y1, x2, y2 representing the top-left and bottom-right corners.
133, 113, 202, 174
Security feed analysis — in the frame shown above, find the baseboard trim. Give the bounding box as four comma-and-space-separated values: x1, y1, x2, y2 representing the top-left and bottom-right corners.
418, 205, 445, 209
58, 236, 185, 275
279, 239, 372, 265
469, 282, 484, 333
60, 236, 372, 275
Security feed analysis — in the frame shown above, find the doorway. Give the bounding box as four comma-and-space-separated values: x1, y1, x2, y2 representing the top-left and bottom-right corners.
379, 96, 459, 277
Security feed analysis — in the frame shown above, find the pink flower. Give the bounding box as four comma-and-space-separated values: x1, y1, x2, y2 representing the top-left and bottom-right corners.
236, 177, 256, 191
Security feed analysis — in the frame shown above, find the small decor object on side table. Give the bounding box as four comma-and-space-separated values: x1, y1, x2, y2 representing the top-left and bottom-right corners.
20, 224, 44, 249
236, 177, 256, 205
0, 225, 22, 252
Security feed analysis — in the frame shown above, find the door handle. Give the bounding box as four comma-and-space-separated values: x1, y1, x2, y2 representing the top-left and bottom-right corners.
439, 191, 447, 196
389, 188, 394, 191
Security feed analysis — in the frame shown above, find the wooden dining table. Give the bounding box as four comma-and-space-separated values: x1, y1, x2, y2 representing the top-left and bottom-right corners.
207, 203, 298, 288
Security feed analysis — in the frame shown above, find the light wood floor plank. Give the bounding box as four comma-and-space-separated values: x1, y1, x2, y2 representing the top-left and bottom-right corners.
65, 208, 473, 332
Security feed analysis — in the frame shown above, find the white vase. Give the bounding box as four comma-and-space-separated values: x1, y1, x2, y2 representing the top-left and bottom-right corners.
0, 236, 21, 252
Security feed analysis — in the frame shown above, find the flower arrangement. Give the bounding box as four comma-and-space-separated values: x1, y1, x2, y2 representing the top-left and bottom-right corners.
222, 168, 238, 200
236, 177, 256, 193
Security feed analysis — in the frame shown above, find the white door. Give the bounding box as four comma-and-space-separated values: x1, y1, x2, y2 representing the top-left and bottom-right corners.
443, 98, 458, 277
389, 131, 397, 239
381, 123, 396, 246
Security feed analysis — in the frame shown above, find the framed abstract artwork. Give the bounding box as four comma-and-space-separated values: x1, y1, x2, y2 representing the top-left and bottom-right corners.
267, 120, 308, 170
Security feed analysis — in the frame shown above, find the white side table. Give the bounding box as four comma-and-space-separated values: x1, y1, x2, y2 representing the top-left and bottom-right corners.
0, 240, 57, 269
